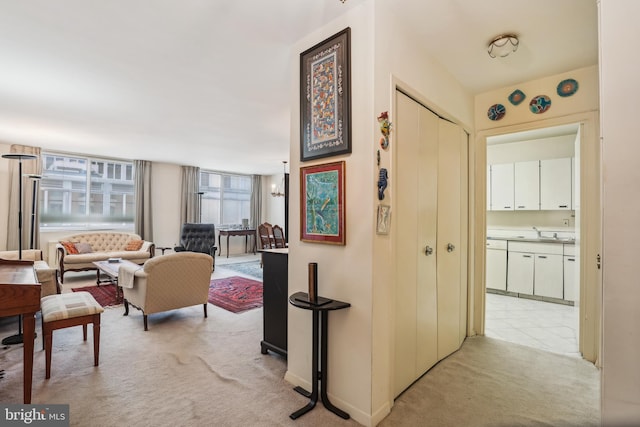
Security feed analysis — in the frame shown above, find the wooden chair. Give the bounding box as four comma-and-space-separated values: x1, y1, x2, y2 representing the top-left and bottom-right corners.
258, 223, 275, 250
272, 225, 286, 248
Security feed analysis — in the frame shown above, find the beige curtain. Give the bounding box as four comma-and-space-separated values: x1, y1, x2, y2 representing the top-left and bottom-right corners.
134, 160, 153, 240
180, 165, 200, 225
250, 175, 262, 229
5, 145, 42, 252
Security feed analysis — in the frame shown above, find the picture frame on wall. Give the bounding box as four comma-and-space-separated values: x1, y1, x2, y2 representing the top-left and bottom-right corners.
300, 27, 351, 162
300, 161, 346, 245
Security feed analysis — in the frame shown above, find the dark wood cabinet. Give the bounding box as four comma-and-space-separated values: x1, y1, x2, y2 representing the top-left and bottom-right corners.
261, 249, 288, 357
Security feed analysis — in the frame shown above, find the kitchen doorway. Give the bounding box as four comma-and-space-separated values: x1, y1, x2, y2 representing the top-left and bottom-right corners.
477, 113, 601, 364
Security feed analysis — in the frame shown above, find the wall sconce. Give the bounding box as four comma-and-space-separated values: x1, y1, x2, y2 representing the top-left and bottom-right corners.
271, 160, 287, 197
487, 34, 519, 58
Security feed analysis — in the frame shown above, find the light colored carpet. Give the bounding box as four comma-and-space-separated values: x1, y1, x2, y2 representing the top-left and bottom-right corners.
217, 261, 263, 280
0, 271, 600, 426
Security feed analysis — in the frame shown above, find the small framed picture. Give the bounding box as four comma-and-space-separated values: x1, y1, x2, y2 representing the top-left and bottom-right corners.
376, 205, 391, 234
300, 161, 346, 245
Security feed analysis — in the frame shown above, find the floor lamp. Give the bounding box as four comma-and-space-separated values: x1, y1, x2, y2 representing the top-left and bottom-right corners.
27, 174, 42, 249
1, 153, 38, 346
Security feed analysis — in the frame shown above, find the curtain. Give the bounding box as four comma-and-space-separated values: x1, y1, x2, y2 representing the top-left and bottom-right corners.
134, 160, 153, 240
180, 165, 200, 225
5, 144, 42, 251
251, 175, 262, 229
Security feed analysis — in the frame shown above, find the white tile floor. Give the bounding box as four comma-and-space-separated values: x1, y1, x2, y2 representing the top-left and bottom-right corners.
485, 292, 581, 357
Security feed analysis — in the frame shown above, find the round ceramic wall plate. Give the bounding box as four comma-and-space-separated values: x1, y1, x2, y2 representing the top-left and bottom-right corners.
557, 78, 579, 97
529, 95, 551, 114
487, 104, 506, 121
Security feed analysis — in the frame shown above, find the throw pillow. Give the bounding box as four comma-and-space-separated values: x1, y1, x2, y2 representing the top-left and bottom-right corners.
125, 239, 144, 251
60, 241, 79, 255
75, 242, 93, 254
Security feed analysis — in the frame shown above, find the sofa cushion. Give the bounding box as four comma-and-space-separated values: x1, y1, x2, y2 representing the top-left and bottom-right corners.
125, 239, 144, 251
75, 242, 93, 254
61, 241, 79, 254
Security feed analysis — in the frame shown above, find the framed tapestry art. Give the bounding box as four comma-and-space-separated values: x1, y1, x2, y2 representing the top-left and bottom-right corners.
300, 161, 346, 245
300, 27, 351, 162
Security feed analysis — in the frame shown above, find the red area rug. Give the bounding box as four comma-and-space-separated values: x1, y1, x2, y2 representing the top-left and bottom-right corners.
72, 284, 121, 307
208, 276, 263, 313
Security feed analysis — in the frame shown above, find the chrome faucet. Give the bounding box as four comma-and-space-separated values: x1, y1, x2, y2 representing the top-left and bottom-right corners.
533, 226, 542, 238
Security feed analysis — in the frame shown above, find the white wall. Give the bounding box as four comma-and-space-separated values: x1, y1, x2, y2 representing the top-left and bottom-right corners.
261, 174, 286, 232
600, 0, 640, 423
0, 142, 12, 251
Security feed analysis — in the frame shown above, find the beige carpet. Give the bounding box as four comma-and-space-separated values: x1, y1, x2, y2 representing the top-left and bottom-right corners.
0, 267, 600, 427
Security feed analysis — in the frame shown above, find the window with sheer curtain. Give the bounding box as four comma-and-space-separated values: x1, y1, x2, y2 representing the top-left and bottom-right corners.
39, 152, 135, 230
199, 171, 252, 227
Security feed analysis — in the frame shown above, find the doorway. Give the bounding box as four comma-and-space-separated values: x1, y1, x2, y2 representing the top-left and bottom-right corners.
475, 112, 601, 364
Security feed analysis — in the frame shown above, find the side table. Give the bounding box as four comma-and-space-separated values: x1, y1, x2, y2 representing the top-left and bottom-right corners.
156, 247, 171, 255
288, 291, 350, 420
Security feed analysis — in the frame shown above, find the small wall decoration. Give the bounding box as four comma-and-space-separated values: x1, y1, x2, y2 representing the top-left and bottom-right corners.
529, 95, 552, 114
508, 89, 526, 106
487, 103, 506, 121
557, 78, 579, 97
377, 168, 388, 200
300, 28, 351, 162
300, 161, 346, 245
376, 205, 391, 235
378, 111, 392, 149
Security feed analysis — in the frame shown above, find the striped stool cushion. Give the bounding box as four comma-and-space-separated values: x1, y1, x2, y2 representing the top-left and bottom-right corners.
41, 292, 104, 323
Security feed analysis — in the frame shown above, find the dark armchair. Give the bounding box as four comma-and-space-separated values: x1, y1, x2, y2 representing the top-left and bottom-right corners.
174, 223, 217, 271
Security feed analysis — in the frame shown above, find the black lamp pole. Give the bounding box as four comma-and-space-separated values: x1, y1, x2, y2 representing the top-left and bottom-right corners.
27, 174, 41, 249
1, 153, 38, 346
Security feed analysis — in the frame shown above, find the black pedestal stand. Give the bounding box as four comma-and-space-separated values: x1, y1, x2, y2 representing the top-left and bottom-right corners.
288, 291, 350, 420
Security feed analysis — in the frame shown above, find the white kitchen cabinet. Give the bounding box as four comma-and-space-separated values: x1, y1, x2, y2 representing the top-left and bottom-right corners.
490, 163, 514, 211
540, 157, 572, 210
534, 253, 564, 299
564, 256, 577, 302
514, 160, 540, 210
507, 251, 534, 294
486, 239, 507, 291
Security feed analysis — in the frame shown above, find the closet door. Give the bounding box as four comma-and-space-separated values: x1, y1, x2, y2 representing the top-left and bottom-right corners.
436, 119, 466, 360
394, 92, 438, 396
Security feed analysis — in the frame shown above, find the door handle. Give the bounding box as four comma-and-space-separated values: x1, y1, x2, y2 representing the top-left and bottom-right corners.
447, 243, 455, 252
425, 245, 433, 256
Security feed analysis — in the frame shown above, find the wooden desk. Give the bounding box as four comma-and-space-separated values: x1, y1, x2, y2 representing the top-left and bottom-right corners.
218, 229, 257, 258
0, 259, 41, 404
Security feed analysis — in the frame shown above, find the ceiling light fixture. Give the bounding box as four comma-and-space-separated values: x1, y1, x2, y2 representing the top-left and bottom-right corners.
488, 34, 519, 58
271, 161, 287, 197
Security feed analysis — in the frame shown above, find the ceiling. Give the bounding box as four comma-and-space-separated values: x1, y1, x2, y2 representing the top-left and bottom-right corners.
0, 0, 598, 175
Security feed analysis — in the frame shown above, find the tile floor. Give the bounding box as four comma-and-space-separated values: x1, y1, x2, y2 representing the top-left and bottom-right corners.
485, 292, 581, 358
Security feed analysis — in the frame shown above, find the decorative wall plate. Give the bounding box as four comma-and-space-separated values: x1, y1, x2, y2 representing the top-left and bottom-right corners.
557, 78, 579, 97
508, 89, 526, 106
529, 95, 551, 114
487, 104, 506, 121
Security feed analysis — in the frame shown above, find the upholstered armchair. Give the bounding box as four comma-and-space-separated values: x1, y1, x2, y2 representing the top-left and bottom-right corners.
119, 252, 213, 331
0, 249, 59, 297
174, 223, 217, 271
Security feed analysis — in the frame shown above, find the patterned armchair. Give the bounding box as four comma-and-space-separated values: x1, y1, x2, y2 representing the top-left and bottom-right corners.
119, 252, 213, 330
174, 223, 217, 271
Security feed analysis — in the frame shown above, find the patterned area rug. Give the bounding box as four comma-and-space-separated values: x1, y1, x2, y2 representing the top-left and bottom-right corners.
219, 261, 263, 280
72, 284, 121, 307
208, 276, 263, 313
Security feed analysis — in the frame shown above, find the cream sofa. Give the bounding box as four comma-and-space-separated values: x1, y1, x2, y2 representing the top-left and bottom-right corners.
0, 249, 59, 297
56, 232, 154, 283
119, 252, 213, 330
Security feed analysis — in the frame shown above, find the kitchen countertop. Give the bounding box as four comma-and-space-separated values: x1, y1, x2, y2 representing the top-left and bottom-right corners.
487, 236, 575, 245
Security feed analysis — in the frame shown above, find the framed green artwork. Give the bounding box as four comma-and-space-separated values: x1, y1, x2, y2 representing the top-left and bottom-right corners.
300, 161, 345, 245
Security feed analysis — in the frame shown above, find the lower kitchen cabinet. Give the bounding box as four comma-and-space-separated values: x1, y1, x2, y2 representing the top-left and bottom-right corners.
534, 253, 564, 299
486, 240, 507, 291
507, 251, 534, 294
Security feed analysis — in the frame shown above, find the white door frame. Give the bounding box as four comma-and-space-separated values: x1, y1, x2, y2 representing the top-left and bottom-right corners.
472, 111, 601, 364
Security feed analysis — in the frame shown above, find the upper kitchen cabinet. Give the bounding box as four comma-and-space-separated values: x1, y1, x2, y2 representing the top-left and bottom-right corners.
489, 163, 514, 211
514, 160, 540, 210
540, 157, 572, 210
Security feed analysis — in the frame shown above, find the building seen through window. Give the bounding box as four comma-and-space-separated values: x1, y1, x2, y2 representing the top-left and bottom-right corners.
200, 171, 251, 227
40, 153, 135, 229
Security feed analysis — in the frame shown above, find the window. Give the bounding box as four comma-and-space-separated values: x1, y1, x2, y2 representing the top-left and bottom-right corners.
40, 153, 135, 229
200, 171, 252, 227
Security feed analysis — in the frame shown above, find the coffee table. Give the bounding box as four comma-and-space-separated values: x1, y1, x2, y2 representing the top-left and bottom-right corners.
93, 259, 141, 302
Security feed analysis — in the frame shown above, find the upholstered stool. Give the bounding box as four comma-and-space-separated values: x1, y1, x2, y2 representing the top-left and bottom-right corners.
40, 292, 104, 379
